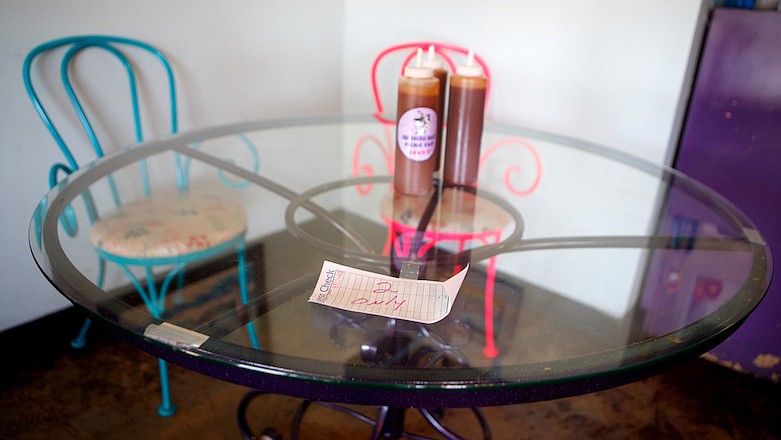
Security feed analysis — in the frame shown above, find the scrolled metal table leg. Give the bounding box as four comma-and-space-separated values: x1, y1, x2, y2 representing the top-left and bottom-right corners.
237, 390, 281, 440
418, 408, 492, 440
239, 389, 491, 440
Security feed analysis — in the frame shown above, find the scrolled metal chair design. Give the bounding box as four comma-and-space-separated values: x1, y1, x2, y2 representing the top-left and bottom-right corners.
23, 35, 259, 416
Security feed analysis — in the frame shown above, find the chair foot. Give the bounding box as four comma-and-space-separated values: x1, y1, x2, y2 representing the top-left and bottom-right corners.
156, 359, 176, 416
70, 318, 92, 349
70, 337, 87, 349
157, 403, 176, 417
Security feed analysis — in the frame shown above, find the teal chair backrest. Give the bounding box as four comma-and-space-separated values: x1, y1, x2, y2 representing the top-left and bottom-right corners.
23, 35, 178, 197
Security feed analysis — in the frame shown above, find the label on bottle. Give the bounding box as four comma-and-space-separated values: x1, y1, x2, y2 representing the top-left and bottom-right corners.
397, 107, 437, 162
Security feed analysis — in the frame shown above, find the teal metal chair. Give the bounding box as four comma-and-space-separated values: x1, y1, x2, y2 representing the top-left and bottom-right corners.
23, 35, 259, 416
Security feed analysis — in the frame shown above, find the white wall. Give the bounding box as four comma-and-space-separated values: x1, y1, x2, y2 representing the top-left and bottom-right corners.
1, 0, 707, 331
341, 0, 706, 165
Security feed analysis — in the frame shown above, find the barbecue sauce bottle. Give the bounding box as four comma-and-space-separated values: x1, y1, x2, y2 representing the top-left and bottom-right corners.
443, 47, 486, 188
394, 48, 440, 196
422, 45, 448, 171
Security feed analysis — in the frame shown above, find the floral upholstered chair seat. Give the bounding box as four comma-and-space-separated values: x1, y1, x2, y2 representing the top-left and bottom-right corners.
89, 193, 246, 260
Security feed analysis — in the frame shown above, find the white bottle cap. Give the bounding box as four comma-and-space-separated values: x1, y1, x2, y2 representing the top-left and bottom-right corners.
404, 48, 434, 79
455, 47, 484, 77
421, 45, 444, 70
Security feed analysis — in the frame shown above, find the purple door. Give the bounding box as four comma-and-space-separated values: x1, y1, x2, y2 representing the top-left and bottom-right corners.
672, 8, 781, 380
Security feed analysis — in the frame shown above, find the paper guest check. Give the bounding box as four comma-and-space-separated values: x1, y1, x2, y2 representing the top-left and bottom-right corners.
309, 261, 469, 324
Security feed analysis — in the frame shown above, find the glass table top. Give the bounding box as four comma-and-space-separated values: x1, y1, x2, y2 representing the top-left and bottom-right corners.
29, 114, 771, 406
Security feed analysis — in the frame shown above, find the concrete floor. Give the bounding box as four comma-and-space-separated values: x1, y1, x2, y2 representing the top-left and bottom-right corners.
1, 308, 780, 439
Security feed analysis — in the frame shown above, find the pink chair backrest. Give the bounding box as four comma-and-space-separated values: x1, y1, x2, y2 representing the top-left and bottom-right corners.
358, 42, 540, 198
370, 42, 491, 124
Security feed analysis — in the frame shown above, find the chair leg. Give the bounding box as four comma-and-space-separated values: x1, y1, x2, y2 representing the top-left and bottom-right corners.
70, 257, 106, 350
173, 269, 186, 305
238, 244, 261, 349
71, 313, 176, 417
112, 263, 180, 416
70, 318, 92, 349
144, 266, 177, 416
156, 358, 176, 416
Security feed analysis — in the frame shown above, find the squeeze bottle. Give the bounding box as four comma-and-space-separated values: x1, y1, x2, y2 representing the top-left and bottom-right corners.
443, 47, 486, 188
394, 48, 440, 196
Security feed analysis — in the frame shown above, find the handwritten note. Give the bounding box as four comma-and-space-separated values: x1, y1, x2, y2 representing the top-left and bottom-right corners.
308, 261, 468, 324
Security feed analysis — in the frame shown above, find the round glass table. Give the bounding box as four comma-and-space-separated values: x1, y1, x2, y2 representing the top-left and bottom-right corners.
30, 114, 771, 437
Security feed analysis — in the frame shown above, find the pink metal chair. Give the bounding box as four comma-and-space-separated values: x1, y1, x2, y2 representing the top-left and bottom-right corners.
353, 42, 490, 194
352, 42, 544, 357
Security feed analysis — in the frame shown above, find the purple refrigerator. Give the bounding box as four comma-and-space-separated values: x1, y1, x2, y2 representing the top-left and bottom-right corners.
650, 8, 780, 381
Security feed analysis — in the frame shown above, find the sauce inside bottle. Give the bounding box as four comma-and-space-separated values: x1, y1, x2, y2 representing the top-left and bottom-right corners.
422, 45, 448, 171
394, 49, 440, 196
443, 48, 486, 188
